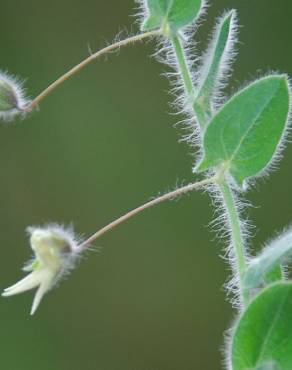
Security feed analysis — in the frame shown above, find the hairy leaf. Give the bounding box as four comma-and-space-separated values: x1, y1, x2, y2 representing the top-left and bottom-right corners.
142, 0, 203, 31
194, 10, 237, 126
255, 362, 280, 370
264, 266, 283, 285
244, 228, 292, 289
196, 75, 290, 187
231, 282, 292, 370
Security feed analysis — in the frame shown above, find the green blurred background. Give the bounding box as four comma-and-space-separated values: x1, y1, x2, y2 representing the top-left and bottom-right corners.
0, 1, 292, 369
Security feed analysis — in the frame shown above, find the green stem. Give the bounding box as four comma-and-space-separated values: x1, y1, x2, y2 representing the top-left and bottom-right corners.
170, 35, 196, 102
170, 34, 209, 129
218, 180, 249, 306
170, 32, 249, 307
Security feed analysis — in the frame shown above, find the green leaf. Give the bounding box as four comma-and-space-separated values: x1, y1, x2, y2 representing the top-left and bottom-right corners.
264, 266, 283, 285
195, 75, 290, 187
255, 362, 280, 370
232, 282, 292, 370
194, 10, 237, 126
142, 0, 203, 32
142, 0, 170, 31
244, 229, 292, 290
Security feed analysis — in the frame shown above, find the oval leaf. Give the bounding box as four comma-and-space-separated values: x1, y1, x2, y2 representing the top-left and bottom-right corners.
231, 282, 292, 370
142, 0, 204, 31
195, 75, 290, 187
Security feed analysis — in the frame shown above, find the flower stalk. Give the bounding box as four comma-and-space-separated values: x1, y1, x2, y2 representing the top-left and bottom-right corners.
79, 177, 216, 250
24, 30, 159, 112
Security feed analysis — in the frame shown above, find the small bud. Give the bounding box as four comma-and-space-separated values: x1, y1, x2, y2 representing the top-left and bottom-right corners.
0, 72, 29, 120
2, 225, 80, 315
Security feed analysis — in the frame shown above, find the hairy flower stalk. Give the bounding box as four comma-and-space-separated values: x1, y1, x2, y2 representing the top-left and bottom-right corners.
23, 31, 159, 112
2, 178, 214, 314
2, 226, 80, 315
0, 32, 158, 121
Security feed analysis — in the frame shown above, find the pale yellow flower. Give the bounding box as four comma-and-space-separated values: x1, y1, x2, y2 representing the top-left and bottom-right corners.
2, 225, 79, 315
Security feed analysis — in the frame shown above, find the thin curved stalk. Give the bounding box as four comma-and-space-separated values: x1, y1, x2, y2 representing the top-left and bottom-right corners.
24, 30, 159, 112
78, 177, 215, 250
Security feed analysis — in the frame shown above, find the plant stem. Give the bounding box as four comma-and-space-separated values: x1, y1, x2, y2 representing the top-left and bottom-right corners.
170, 32, 249, 306
170, 34, 209, 129
24, 31, 159, 112
78, 177, 215, 251
218, 180, 249, 306
170, 35, 196, 104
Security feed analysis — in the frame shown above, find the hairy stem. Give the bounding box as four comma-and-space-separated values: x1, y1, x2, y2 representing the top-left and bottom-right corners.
170, 34, 208, 129
78, 177, 215, 251
170, 35, 196, 105
170, 32, 249, 306
24, 31, 159, 112
218, 180, 249, 306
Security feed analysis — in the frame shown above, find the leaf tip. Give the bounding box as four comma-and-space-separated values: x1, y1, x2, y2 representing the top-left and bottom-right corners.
224, 8, 237, 21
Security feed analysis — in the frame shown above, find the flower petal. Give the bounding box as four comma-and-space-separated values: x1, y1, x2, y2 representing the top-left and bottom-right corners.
30, 278, 51, 315
2, 271, 42, 297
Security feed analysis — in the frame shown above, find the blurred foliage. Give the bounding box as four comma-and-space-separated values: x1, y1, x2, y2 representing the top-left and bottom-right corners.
0, 1, 291, 369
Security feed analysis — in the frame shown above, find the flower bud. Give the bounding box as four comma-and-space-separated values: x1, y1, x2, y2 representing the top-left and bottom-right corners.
2, 225, 80, 315
0, 72, 29, 120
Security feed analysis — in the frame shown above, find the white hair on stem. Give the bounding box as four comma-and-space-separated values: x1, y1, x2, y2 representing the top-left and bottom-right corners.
151, 32, 202, 153
134, 0, 209, 151
204, 178, 253, 308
